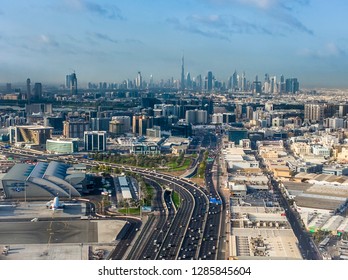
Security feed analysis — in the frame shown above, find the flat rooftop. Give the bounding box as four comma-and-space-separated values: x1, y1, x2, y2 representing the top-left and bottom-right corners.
0, 201, 126, 260
230, 204, 301, 259
295, 196, 343, 211
230, 228, 302, 260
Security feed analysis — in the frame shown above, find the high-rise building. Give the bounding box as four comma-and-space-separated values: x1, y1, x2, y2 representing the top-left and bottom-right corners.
66, 75, 71, 89
186, 72, 192, 89
304, 104, 325, 123
207, 71, 213, 92
109, 116, 131, 136
241, 71, 246, 91
285, 78, 299, 94
63, 119, 90, 139
26, 78, 31, 101
246, 106, 254, 120
132, 115, 153, 136
252, 75, 262, 94
91, 118, 111, 131
185, 109, 207, 125
181, 55, 185, 90
339, 104, 348, 117
70, 72, 78, 95
149, 74, 154, 88
280, 74, 285, 94
195, 74, 202, 90
84, 131, 107, 152
232, 70, 238, 92
33, 83, 42, 100
6, 83, 12, 93
136, 71, 142, 89
270, 76, 277, 94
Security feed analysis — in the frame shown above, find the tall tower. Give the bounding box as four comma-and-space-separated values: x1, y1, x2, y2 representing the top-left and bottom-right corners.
33, 83, 42, 100
26, 78, 31, 101
136, 71, 142, 89
66, 75, 70, 89
280, 74, 285, 94
241, 71, 246, 91
70, 72, 77, 95
207, 71, 213, 92
181, 54, 185, 90
186, 72, 192, 89
232, 70, 238, 92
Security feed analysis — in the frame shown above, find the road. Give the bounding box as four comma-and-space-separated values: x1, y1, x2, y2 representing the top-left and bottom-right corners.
271, 178, 321, 260
1, 145, 226, 260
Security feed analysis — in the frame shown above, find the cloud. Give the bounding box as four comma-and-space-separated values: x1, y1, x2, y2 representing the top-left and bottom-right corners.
124, 38, 144, 45
238, 0, 277, 9
298, 43, 346, 58
90, 32, 118, 44
62, 0, 125, 20
39, 34, 60, 47
167, 17, 231, 41
207, 0, 313, 35
269, 10, 313, 35
84, 1, 124, 20
167, 14, 275, 41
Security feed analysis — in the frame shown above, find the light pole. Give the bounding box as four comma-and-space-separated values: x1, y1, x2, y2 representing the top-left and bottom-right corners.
24, 181, 27, 205
139, 182, 142, 219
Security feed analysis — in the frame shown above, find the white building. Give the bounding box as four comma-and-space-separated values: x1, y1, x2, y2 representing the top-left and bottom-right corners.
311, 145, 331, 157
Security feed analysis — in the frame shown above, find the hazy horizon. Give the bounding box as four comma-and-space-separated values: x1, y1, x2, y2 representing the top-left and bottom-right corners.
1, 0, 348, 88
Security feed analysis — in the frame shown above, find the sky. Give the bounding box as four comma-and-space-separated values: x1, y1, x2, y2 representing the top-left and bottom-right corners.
0, 0, 348, 88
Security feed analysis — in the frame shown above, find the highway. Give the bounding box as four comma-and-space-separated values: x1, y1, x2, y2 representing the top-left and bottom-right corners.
1, 145, 224, 260
198, 139, 223, 260
127, 178, 177, 260
124, 169, 209, 260
108, 217, 142, 260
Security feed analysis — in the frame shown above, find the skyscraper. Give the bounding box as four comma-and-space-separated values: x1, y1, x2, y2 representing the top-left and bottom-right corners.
285, 78, 299, 94
253, 75, 261, 94
196, 74, 202, 90
65, 75, 71, 89
241, 71, 246, 91
232, 70, 238, 92
186, 72, 192, 89
33, 83, 42, 100
181, 55, 185, 90
136, 71, 142, 89
207, 71, 213, 92
26, 78, 31, 101
280, 74, 285, 94
70, 72, 77, 95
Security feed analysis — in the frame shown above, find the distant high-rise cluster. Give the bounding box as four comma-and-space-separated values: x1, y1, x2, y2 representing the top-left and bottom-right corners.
225, 71, 300, 94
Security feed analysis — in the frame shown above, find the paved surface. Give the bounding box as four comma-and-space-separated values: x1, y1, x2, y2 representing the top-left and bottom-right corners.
0, 201, 85, 220
0, 201, 127, 260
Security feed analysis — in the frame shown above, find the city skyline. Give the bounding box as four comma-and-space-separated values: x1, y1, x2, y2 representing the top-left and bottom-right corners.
1, 0, 348, 88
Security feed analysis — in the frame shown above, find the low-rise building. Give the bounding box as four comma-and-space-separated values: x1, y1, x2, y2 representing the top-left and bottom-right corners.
46, 138, 79, 154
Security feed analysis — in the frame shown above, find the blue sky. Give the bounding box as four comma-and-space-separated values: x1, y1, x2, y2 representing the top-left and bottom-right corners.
0, 0, 347, 88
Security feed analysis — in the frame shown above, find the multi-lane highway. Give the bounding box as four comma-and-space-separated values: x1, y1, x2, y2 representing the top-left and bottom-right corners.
1, 141, 226, 260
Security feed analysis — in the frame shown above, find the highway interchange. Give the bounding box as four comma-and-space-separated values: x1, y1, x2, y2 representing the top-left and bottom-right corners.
1, 132, 321, 260
0, 134, 225, 260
